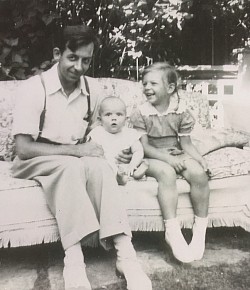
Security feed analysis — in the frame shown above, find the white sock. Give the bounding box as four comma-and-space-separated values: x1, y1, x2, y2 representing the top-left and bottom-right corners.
63, 243, 92, 289
64, 242, 84, 266
113, 234, 136, 261
164, 218, 194, 263
189, 215, 208, 260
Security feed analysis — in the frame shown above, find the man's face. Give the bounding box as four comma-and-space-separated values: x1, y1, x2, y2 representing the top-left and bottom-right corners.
57, 42, 94, 85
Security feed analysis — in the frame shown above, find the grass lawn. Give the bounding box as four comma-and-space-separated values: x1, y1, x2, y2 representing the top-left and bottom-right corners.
1, 227, 249, 290
104, 228, 250, 290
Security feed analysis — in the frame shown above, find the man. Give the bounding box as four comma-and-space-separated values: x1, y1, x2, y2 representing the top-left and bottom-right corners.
12, 25, 152, 290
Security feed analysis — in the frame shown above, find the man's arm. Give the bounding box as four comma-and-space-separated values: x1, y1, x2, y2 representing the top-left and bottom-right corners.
15, 134, 104, 160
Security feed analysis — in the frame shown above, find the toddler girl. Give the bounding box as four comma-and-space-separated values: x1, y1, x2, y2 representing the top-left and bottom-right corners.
131, 62, 210, 263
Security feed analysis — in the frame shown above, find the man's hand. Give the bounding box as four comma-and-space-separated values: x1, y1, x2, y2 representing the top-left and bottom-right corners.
76, 141, 104, 158
116, 148, 133, 164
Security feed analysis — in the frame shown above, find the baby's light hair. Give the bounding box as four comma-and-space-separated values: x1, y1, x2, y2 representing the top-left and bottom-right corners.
142, 62, 179, 93
99, 96, 127, 115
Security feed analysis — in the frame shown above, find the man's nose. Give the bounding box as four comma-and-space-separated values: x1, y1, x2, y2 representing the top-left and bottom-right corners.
74, 60, 83, 72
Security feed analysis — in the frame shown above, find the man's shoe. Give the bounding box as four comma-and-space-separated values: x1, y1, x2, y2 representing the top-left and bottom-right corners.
116, 258, 152, 290
63, 264, 92, 290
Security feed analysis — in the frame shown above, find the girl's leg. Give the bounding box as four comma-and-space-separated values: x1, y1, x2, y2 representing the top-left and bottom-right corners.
181, 159, 210, 260
146, 159, 178, 220
182, 159, 210, 218
146, 159, 194, 263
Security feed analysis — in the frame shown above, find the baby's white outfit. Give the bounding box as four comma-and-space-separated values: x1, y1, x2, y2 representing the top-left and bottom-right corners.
88, 125, 142, 174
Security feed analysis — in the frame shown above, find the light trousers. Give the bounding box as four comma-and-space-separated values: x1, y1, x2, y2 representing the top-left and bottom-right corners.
12, 155, 131, 250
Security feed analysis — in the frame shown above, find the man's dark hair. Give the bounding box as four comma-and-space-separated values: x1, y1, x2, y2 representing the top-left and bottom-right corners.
55, 25, 100, 53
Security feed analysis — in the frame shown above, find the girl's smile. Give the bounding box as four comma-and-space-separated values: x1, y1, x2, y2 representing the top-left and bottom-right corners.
143, 70, 171, 109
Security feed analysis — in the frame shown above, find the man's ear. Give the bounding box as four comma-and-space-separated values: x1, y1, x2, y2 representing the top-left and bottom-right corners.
167, 83, 176, 94
53, 48, 61, 62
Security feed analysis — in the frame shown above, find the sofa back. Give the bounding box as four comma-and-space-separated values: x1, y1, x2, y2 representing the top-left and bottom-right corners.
0, 78, 211, 161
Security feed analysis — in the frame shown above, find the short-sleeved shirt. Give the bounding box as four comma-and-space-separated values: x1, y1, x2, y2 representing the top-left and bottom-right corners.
88, 125, 142, 163
12, 64, 102, 144
130, 93, 195, 150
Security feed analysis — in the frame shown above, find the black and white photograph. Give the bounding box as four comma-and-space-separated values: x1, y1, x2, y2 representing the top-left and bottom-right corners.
0, 0, 250, 289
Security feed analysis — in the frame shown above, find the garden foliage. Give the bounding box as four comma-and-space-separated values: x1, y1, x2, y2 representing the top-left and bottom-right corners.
0, 0, 249, 80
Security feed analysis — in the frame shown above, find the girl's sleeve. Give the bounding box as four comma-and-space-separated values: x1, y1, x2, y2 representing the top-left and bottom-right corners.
179, 109, 196, 136
129, 108, 147, 134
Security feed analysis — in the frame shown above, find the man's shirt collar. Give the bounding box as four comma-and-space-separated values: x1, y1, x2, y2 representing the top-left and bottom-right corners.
43, 63, 89, 96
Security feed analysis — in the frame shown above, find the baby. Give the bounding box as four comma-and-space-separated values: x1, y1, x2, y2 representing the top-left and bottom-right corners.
88, 96, 148, 185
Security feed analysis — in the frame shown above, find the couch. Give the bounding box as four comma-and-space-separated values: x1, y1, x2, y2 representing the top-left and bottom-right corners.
1, 77, 250, 248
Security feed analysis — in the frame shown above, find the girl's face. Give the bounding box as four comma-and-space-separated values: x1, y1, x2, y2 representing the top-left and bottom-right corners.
142, 70, 174, 107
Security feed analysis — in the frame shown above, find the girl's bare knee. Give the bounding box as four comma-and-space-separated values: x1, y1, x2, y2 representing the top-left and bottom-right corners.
156, 164, 176, 183
190, 169, 209, 187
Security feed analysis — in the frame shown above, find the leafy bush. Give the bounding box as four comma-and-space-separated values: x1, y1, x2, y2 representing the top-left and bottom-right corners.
0, 0, 250, 80
0, 0, 193, 80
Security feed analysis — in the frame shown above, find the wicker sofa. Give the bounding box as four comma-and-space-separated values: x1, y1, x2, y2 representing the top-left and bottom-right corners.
1, 77, 250, 248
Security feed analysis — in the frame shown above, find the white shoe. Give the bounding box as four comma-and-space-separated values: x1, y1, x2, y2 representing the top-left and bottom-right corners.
164, 218, 194, 263
116, 259, 152, 290
165, 232, 194, 263
189, 216, 208, 261
63, 264, 92, 290
189, 241, 205, 261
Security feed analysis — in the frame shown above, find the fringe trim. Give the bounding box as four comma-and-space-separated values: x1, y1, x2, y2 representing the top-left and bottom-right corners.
0, 226, 60, 248
128, 212, 250, 232
0, 228, 99, 249
2, 213, 250, 248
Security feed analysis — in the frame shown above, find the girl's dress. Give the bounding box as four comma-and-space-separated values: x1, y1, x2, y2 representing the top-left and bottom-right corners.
130, 93, 195, 161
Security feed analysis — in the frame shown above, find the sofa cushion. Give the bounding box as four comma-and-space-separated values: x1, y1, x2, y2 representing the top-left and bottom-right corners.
204, 147, 250, 180
0, 161, 39, 190
191, 128, 249, 156
0, 86, 16, 161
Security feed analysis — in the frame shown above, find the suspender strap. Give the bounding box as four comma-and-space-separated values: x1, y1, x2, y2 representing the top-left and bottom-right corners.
38, 74, 92, 139
38, 74, 46, 137
83, 76, 91, 123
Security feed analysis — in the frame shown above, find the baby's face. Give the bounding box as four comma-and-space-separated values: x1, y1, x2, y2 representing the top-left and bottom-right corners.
99, 99, 127, 134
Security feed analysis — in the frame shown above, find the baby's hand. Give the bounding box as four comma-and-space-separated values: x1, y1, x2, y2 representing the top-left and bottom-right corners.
127, 164, 137, 177
117, 165, 129, 185
116, 148, 132, 164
